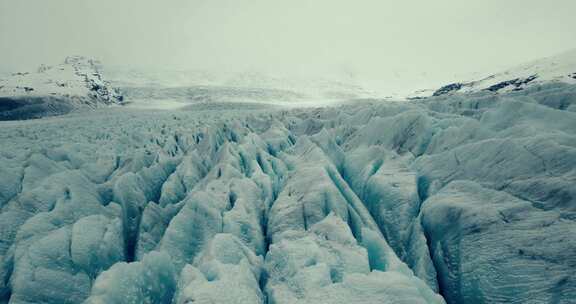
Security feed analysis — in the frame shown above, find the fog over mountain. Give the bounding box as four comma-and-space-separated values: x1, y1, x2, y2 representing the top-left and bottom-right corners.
1, 0, 576, 94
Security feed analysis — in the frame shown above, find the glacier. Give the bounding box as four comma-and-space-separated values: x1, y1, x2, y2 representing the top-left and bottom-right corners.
0, 82, 575, 304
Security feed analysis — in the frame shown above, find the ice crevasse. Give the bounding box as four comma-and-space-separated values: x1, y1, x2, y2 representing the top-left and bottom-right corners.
0, 83, 575, 303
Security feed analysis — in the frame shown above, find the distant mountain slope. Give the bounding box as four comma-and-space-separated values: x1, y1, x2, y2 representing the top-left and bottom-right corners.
0, 56, 123, 120
429, 49, 576, 97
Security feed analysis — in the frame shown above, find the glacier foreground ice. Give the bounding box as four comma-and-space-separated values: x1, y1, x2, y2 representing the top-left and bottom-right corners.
0, 84, 575, 303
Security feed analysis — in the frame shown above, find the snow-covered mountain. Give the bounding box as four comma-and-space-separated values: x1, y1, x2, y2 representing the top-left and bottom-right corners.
0, 56, 123, 120
413, 49, 576, 98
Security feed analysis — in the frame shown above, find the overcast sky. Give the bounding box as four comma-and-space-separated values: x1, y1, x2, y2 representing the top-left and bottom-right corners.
1, 0, 575, 91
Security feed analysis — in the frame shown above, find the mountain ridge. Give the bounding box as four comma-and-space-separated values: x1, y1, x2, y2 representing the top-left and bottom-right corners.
425, 49, 576, 97
0, 56, 123, 120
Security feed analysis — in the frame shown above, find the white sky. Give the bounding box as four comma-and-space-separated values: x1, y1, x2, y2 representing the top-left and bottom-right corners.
1, 0, 575, 92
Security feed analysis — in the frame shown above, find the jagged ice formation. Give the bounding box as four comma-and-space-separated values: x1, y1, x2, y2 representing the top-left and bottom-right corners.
0, 83, 575, 303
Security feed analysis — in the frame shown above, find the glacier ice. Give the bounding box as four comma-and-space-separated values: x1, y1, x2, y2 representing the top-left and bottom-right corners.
0, 84, 575, 303
420, 181, 576, 303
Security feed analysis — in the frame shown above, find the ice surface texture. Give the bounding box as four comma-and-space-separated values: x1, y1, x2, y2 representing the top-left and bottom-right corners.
0, 84, 575, 303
